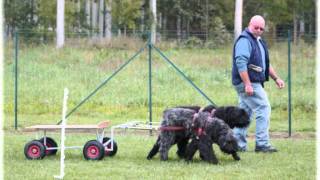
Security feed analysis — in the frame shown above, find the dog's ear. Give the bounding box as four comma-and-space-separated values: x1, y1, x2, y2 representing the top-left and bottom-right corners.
226, 133, 234, 142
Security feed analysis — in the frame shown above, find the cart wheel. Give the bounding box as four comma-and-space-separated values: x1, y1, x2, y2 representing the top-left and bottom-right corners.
24, 140, 46, 160
103, 137, 118, 157
39, 137, 58, 155
83, 140, 104, 160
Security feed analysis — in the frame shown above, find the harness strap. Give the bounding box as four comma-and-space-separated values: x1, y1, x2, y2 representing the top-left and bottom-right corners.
159, 126, 185, 131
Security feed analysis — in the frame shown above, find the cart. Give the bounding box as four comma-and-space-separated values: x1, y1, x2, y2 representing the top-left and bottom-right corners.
24, 121, 117, 160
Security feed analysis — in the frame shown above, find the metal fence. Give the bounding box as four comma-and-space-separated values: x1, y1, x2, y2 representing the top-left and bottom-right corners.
4, 29, 316, 135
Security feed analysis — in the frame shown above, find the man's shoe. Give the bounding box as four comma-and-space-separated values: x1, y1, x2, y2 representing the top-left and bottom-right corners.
255, 146, 278, 153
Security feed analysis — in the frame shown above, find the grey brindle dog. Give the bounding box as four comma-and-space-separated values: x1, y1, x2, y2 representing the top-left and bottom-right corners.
147, 105, 249, 161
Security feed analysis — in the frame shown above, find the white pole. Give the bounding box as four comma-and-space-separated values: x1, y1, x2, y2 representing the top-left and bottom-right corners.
234, 0, 243, 41
56, 0, 65, 48
54, 88, 69, 179
0, 3, 4, 179
316, 0, 320, 179
150, 0, 157, 44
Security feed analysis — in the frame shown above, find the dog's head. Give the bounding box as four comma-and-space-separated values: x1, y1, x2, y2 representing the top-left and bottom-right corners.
214, 106, 250, 129
201, 105, 216, 113
218, 131, 239, 154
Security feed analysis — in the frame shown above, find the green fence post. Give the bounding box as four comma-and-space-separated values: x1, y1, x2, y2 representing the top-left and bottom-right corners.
14, 30, 19, 130
148, 32, 153, 135
288, 30, 292, 137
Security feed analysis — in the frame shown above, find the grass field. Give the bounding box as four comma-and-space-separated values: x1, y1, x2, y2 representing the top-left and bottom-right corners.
3, 39, 316, 179
4, 132, 316, 180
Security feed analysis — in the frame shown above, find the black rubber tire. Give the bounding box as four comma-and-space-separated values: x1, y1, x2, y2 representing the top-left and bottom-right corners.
102, 137, 118, 157
83, 140, 105, 160
39, 137, 58, 155
24, 140, 46, 160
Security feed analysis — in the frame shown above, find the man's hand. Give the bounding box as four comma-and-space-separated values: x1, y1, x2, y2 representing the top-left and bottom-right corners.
245, 84, 254, 96
275, 78, 285, 89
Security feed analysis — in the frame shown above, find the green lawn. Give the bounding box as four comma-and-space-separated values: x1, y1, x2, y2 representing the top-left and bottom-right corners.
3, 41, 316, 179
4, 132, 315, 180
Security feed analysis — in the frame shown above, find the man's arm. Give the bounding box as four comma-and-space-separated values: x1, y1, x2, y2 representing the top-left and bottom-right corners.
269, 65, 285, 89
239, 71, 254, 96
235, 38, 253, 96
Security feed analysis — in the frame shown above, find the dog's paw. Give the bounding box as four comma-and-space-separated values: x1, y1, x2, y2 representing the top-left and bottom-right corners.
232, 153, 241, 161
210, 159, 219, 164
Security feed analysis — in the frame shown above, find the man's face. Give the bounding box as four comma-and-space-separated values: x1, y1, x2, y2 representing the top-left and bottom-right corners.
248, 17, 265, 38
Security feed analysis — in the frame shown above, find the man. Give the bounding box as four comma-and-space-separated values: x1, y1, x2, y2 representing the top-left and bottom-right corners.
232, 15, 285, 152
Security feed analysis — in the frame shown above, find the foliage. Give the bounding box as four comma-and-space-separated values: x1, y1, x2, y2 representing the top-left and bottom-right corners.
112, 0, 141, 30
207, 17, 232, 47
3, 0, 316, 46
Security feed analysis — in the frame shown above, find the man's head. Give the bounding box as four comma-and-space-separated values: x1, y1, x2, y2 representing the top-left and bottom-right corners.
248, 15, 265, 38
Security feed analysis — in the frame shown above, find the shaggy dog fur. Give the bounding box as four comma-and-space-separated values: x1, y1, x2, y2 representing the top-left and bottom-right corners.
184, 112, 240, 164
146, 105, 249, 161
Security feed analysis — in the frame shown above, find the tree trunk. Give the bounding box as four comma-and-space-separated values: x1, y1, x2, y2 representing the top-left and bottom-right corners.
140, 1, 145, 33
163, 14, 167, 38
186, 18, 190, 40
234, 0, 243, 41
98, 0, 104, 38
85, 0, 91, 29
299, 17, 305, 38
92, 0, 98, 32
158, 12, 162, 41
77, 0, 81, 32
56, 0, 65, 48
205, 0, 208, 41
293, 13, 298, 44
105, 0, 112, 42
177, 14, 181, 42
150, 0, 156, 44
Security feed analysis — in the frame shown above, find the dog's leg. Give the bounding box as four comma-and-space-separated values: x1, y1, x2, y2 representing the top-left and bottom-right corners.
185, 139, 199, 162
232, 152, 241, 161
147, 137, 161, 160
198, 136, 218, 164
176, 137, 189, 158
159, 132, 175, 161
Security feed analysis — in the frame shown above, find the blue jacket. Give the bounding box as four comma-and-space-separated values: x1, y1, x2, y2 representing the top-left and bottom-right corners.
232, 28, 270, 85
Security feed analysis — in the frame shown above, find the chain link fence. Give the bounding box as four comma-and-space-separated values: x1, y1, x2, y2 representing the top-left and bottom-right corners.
3, 29, 316, 133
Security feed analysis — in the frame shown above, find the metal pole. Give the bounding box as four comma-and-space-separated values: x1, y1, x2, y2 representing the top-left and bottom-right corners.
14, 30, 19, 130
288, 30, 292, 137
57, 46, 145, 124
153, 45, 217, 107
148, 33, 153, 135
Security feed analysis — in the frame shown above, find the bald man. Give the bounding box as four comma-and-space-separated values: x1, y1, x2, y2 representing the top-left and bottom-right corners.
231, 15, 285, 153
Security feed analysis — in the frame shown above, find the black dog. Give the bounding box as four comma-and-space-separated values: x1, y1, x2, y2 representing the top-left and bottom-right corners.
177, 105, 249, 129
147, 105, 249, 161
184, 112, 240, 164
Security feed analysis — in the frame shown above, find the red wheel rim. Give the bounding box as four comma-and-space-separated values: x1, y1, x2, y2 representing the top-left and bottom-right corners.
87, 145, 100, 159
28, 145, 41, 158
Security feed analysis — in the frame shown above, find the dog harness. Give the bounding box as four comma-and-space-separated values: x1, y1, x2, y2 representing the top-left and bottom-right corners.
160, 112, 200, 132
159, 126, 185, 131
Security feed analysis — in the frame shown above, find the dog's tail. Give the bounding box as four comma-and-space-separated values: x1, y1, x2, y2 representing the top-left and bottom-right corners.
147, 136, 161, 160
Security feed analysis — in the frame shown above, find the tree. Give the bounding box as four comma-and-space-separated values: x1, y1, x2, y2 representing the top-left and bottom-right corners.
112, 0, 141, 36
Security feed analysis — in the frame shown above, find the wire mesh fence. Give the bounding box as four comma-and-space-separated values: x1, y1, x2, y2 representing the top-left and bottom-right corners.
3, 29, 316, 133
